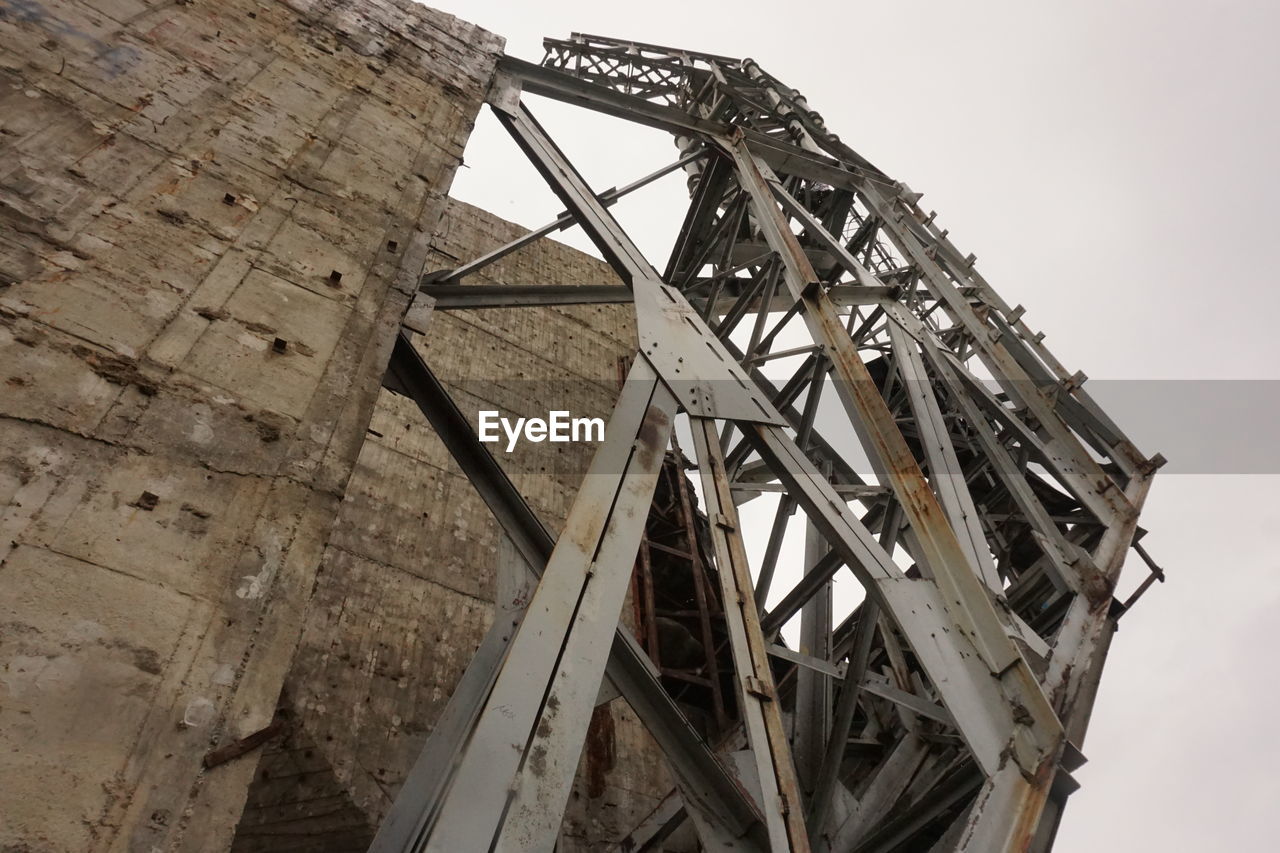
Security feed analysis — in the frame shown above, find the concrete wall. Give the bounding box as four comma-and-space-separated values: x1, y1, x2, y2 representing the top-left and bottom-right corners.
0, 2, 501, 850
231, 200, 679, 851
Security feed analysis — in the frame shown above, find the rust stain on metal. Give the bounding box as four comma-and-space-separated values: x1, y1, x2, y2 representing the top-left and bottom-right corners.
1011, 762, 1057, 850
634, 405, 671, 470
202, 718, 287, 770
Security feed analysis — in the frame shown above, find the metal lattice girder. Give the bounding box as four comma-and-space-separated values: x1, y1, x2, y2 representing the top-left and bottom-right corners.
379, 31, 1163, 853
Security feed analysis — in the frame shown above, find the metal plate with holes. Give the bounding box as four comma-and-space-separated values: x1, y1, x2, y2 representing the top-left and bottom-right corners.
635, 280, 785, 424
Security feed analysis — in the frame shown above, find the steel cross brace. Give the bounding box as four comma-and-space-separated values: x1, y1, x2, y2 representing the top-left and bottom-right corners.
748, 160, 1091, 612
415, 358, 679, 853
498, 55, 873, 193
849, 182, 1132, 527
429, 148, 705, 287
723, 59, 1133, 491
757, 169, 1111, 617
749, 174, 1086, 630
863, 184, 1143, 477
372, 334, 767, 852
722, 137, 1063, 764
714, 59, 1138, 530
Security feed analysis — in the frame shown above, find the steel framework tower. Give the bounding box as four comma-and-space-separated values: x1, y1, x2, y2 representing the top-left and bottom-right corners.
371, 34, 1165, 853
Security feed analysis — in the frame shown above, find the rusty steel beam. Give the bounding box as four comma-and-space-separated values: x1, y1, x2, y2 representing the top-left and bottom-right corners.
378, 34, 1162, 853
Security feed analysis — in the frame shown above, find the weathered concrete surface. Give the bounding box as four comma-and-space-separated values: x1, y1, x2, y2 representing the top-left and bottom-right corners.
230, 200, 679, 851
0, 1, 501, 850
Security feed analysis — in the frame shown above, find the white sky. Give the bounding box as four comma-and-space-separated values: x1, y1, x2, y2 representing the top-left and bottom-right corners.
419, 1, 1280, 848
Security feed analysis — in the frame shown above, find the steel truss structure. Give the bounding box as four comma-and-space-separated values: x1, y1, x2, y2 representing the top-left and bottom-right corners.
372, 34, 1166, 853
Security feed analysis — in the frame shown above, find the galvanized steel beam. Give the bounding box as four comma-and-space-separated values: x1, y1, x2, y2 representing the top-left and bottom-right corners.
378, 35, 1161, 853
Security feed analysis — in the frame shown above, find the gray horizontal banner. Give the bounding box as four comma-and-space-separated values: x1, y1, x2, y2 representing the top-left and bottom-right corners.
385, 378, 1280, 476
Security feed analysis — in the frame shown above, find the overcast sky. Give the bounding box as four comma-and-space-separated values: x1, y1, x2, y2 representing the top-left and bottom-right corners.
419, 1, 1280, 848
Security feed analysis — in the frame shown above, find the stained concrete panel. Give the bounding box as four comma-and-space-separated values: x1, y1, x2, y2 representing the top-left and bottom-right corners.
0, 1, 502, 850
